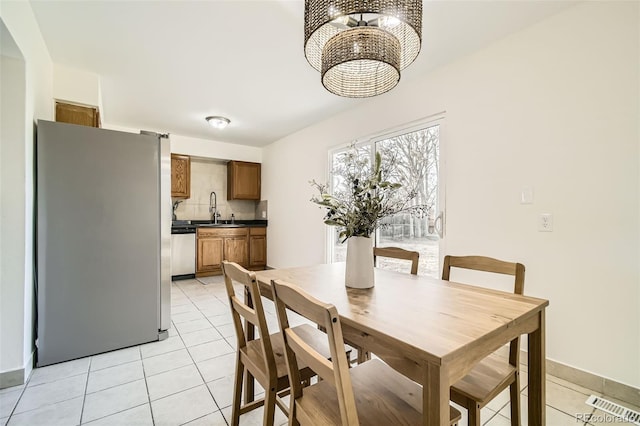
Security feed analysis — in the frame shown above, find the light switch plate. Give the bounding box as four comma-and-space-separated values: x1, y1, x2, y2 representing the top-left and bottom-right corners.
521, 187, 534, 204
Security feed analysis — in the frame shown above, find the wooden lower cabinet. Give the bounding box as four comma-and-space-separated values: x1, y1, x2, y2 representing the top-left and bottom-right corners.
197, 237, 223, 274
197, 227, 267, 276
224, 236, 248, 266
249, 227, 267, 270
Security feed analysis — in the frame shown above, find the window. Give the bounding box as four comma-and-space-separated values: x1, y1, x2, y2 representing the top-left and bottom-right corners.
328, 121, 442, 277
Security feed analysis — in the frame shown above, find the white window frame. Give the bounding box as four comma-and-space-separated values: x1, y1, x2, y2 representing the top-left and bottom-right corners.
325, 112, 447, 264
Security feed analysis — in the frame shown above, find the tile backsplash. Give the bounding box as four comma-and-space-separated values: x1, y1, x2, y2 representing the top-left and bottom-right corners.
172, 158, 256, 221
255, 200, 268, 220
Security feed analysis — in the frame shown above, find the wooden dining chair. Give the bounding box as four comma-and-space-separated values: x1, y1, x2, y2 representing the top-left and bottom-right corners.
272, 278, 462, 426
373, 246, 420, 275
442, 255, 525, 426
221, 261, 339, 426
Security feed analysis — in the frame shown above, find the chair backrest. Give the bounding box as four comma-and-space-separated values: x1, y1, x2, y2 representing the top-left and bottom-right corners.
442, 255, 525, 367
221, 261, 276, 384
272, 279, 359, 426
374, 247, 420, 275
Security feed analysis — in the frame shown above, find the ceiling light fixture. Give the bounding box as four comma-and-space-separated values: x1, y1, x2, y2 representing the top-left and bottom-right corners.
304, 0, 422, 98
206, 116, 230, 129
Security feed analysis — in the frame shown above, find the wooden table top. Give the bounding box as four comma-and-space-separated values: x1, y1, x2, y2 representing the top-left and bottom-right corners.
255, 263, 549, 365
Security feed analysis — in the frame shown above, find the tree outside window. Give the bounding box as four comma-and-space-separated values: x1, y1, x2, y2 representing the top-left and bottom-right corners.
330, 124, 441, 277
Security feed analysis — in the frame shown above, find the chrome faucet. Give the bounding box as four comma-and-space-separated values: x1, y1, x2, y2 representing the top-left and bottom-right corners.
209, 191, 219, 224
172, 200, 183, 221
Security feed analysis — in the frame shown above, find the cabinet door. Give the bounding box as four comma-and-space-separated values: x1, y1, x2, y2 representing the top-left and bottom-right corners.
171, 154, 191, 198
197, 237, 223, 273
224, 236, 248, 267
249, 235, 267, 268
227, 161, 261, 200
55, 102, 100, 127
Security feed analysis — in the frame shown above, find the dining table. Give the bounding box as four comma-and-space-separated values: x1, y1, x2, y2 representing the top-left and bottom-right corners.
253, 262, 549, 426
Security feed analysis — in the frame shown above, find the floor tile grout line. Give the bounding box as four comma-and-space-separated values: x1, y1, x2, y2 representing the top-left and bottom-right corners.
3, 373, 30, 422
481, 407, 500, 425
141, 346, 186, 361
78, 356, 92, 424
88, 357, 141, 374
548, 402, 597, 422
542, 379, 601, 422
179, 327, 230, 426
174, 323, 223, 337
9, 373, 87, 418
195, 281, 238, 351
174, 318, 230, 426
79, 362, 149, 423
24, 370, 88, 388
146, 282, 189, 425
79, 402, 149, 425
184, 278, 233, 424
483, 385, 528, 425
140, 345, 157, 426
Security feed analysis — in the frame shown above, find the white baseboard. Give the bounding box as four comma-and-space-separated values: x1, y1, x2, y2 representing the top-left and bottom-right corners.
544, 356, 639, 407
492, 346, 638, 406
512, 348, 639, 407
0, 351, 34, 390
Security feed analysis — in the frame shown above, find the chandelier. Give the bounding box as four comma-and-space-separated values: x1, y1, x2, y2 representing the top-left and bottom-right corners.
304, 0, 422, 98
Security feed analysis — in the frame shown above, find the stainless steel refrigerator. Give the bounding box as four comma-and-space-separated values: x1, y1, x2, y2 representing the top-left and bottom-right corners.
36, 120, 171, 367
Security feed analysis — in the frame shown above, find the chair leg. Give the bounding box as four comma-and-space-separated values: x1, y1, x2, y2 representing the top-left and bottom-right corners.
263, 385, 277, 426
509, 375, 521, 426
231, 355, 244, 426
356, 347, 371, 364
467, 401, 481, 426
289, 403, 300, 426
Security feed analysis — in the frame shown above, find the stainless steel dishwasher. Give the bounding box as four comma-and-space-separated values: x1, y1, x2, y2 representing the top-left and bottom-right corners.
171, 223, 196, 280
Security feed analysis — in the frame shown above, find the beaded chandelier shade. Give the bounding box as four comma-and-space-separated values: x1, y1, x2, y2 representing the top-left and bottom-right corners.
305, 0, 422, 98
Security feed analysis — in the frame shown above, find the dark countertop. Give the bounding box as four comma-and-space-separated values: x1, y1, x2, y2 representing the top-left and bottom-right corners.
171, 219, 267, 231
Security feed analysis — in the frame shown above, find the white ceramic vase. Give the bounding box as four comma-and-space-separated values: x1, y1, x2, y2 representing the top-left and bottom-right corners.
345, 236, 375, 289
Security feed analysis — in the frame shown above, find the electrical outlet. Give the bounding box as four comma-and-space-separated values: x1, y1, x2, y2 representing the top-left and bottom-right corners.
539, 213, 553, 232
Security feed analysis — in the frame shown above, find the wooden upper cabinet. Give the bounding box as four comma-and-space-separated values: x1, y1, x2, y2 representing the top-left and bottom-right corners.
227, 161, 261, 200
55, 101, 100, 128
171, 154, 191, 198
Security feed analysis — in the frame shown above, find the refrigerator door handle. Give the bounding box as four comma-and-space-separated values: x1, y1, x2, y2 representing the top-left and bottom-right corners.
143, 131, 172, 337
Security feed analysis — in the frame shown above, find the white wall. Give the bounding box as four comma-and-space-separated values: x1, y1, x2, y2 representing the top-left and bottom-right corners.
53, 64, 101, 108
102, 123, 262, 163
0, 2, 53, 385
1, 52, 26, 381
170, 134, 262, 163
262, 1, 639, 388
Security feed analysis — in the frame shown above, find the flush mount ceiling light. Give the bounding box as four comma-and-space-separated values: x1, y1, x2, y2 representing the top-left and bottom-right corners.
304, 0, 422, 98
206, 116, 230, 129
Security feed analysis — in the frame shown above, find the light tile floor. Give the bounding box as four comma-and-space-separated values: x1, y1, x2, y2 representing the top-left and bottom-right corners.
1, 276, 637, 426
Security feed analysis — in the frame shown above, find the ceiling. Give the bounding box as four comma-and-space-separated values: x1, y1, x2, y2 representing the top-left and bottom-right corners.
29, 0, 577, 147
